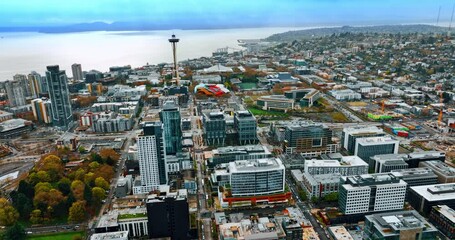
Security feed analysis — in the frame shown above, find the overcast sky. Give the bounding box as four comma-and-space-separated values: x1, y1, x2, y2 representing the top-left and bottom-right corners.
1, 0, 455, 27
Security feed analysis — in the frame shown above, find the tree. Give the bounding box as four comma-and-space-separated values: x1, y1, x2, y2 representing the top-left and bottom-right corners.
90, 153, 103, 164
311, 196, 319, 204
35, 155, 64, 182
298, 190, 308, 201
83, 184, 92, 203
99, 148, 120, 166
29, 209, 43, 224
91, 187, 106, 203
0, 198, 19, 226
94, 177, 110, 190
84, 172, 95, 186
95, 165, 114, 182
323, 192, 339, 202
17, 180, 34, 199
88, 162, 100, 171
68, 201, 86, 223
78, 146, 86, 154
74, 168, 86, 181
4, 223, 26, 240
34, 182, 52, 194
36, 171, 51, 182
57, 178, 71, 195
12, 193, 32, 220
71, 180, 85, 201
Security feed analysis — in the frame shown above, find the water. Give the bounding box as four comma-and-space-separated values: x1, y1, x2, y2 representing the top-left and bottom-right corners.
0, 27, 304, 80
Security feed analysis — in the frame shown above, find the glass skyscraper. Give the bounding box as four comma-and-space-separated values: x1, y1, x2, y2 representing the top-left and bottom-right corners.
45, 65, 73, 130
159, 101, 182, 155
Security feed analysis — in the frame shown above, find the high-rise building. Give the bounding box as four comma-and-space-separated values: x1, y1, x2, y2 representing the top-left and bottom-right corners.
203, 111, 226, 146
284, 121, 336, 156
46, 65, 73, 130
339, 173, 407, 215
234, 110, 258, 145
146, 191, 189, 239
13, 74, 32, 97
159, 101, 182, 155
31, 98, 52, 124
342, 126, 385, 154
28, 71, 44, 97
71, 63, 83, 80
4, 80, 26, 107
354, 136, 399, 165
137, 122, 167, 193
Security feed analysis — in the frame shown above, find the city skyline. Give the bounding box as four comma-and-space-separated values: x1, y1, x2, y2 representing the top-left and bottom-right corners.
1, 0, 455, 29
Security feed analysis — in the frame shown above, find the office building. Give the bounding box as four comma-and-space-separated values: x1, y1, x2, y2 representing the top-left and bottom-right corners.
284, 121, 336, 156
364, 210, 438, 240
342, 126, 385, 154
0, 111, 13, 122
420, 160, 455, 183
408, 183, 455, 216
31, 98, 53, 124
203, 112, 226, 146
429, 205, 455, 239
146, 192, 189, 239
304, 156, 368, 176
234, 110, 258, 145
354, 136, 399, 165
46, 65, 73, 130
390, 168, 438, 189
329, 89, 362, 101
4, 80, 26, 107
71, 63, 83, 80
93, 115, 132, 133
291, 170, 341, 199
137, 122, 167, 193
229, 158, 285, 197
159, 101, 182, 155
215, 158, 289, 208
28, 71, 44, 97
370, 154, 409, 173
218, 217, 286, 240
283, 88, 320, 107
407, 151, 445, 168
257, 95, 296, 112
339, 173, 407, 215
207, 145, 272, 168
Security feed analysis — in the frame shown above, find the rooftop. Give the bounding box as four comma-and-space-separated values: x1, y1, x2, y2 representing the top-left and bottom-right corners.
411, 183, 455, 201
213, 145, 270, 156
328, 226, 354, 240
229, 158, 284, 173
365, 210, 436, 237
421, 160, 455, 177
345, 173, 404, 187
343, 126, 384, 135
356, 136, 398, 145
305, 156, 368, 167
0, 118, 31, 132
391, 167, 437, 179
90, 231, 129, 240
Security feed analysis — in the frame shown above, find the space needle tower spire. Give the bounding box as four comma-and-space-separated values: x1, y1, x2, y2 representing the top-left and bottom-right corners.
168, 34, 180, 86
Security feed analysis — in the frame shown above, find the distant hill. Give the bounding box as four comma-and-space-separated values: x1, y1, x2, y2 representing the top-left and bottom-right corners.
265, 24, 450, 42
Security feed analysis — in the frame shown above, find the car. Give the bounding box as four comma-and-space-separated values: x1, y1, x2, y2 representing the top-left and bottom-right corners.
26, 231, 33, 234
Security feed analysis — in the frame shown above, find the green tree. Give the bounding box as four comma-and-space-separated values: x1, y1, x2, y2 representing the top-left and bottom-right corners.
78, 146, 86, 154
4, 223, 26, 240
29, 209, 43, 224
36, 171, 51, 182
57, 178, 71, 195
68, 201, 86, 223
94, 177, 110, 190
311, 196, 319, 204
0, 198, 19, 226
84, 172, 95, 186
12, 193, 32, 220
71, 180, 85, 201
323, 192, 339, 202
91, 187, 106, 203
298, 190, 308, 201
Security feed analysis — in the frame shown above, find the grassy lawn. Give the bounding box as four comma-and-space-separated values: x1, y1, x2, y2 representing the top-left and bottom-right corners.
118, 213, 147, 220
27, 231, 85, 240
248, 107, 289, 117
